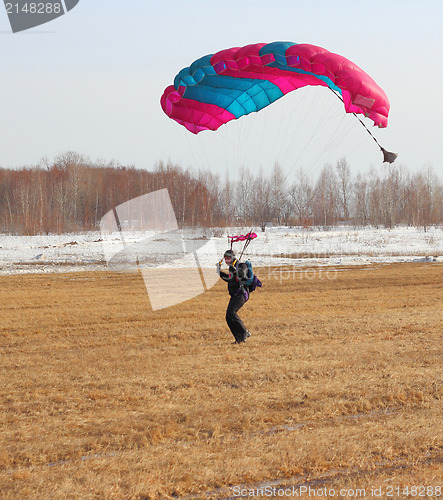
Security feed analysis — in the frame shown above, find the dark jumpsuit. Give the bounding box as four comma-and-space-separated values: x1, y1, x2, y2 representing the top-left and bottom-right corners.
220, 262, 249, 343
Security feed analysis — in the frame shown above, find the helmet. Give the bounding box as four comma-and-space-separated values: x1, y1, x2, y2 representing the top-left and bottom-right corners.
223, 249, 235, 259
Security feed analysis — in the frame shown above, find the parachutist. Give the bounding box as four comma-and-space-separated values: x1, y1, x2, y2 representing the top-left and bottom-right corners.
217, 245, 261, 344
218, 250, 250, 344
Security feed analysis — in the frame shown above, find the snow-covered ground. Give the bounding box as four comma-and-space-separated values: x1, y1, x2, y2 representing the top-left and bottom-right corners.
0, 226, 442, 276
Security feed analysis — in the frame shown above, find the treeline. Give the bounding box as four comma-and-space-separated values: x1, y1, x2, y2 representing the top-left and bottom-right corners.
0, 152, 218, 234
0, 152, 442, 234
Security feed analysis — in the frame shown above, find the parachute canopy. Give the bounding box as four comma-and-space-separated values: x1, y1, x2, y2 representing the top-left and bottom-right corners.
161, 41, 390, 135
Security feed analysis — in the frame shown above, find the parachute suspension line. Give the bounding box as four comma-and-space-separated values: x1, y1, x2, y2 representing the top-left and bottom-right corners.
235, 107, 249, 170
238, 230, 255, 261
172, 124, 201, 170
213, 125, 239, 174
299, 91, 347, 169
270, 94, 289, 164
257, 95, 269, 170
277, 91, 318, 182
165, 78, 216, 172
175, 84, 215, 171
308, 112, 355, 168
195, 72, 246, 173
278, 89, 319, 172
329, 89, 398, 164
272, 89, 309, 170
281, 89, 347, 183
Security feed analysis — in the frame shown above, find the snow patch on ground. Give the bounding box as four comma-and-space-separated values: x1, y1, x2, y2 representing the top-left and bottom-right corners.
0, 226, 442, 276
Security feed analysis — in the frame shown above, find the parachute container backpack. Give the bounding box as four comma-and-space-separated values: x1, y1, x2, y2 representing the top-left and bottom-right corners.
161, 41, 397, 163
245, 260, 262, 293
245, 261, 254, 286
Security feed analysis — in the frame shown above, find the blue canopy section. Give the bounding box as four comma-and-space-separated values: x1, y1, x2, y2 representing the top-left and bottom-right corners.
182, 77, 283, 119
171, 42, 341, 121
174, 54, 283, 119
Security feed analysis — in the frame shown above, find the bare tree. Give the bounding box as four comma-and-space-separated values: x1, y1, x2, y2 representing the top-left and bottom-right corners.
411, 166, 441, 231
336, 157, 352, 222
223, 171, 235, 227
235, 166, 253, 225
312, 164, 340, 227
270, 163, 288, 225
251, 168, 273, 232
288, 168, 314, 226
353, 173, 368, 226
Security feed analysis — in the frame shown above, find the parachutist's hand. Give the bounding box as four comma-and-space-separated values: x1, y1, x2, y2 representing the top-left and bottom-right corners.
216, 263, 220, 275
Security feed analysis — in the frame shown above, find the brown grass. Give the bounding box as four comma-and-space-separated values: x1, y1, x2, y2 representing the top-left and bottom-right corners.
0, 263, 442, 498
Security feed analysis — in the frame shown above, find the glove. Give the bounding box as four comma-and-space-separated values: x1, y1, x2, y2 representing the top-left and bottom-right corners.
216, 263, 220, 275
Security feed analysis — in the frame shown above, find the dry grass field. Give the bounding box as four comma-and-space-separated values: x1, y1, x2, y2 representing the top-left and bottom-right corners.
0, 263, 442, 499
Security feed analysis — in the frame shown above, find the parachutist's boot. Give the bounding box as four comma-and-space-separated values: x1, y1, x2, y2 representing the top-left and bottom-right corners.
236, 331, 251, 343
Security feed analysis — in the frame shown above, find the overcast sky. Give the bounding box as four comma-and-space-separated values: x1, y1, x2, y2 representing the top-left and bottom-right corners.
1, 0, 442, 180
